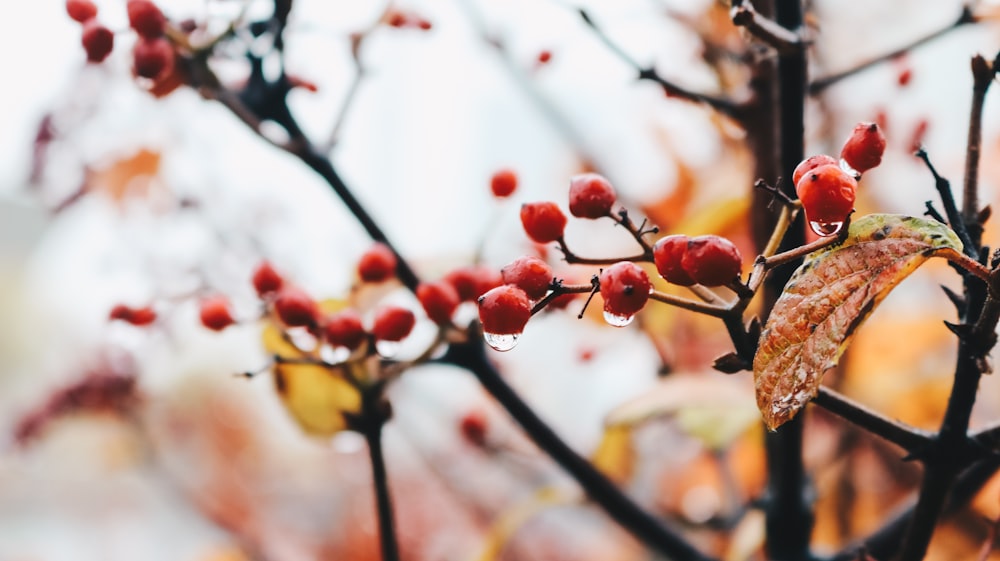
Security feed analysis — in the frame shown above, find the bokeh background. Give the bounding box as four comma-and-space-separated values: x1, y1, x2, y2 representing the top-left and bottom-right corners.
2, 1, 1000, 560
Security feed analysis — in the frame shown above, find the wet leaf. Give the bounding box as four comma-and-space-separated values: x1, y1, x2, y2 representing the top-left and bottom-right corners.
753, 214, 963, 430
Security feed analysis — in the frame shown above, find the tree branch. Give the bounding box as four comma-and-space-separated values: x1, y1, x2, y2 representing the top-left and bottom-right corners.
731, 1, 805, 55
808, 6, 975, 95
812, 387, 934, 453
360, 387, 400, 561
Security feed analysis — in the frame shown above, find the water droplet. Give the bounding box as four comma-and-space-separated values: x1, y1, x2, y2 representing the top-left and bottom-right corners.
838, 158, 861, 179
484, 332, 519, 351
809, 220, 844, 237
603, 310, 634, 327
375, 340, 400, 357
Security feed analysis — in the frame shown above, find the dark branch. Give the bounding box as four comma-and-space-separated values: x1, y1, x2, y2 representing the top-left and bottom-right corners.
808, 6, 975, 95
730, 1, 805, 55
812, 387, 935, 453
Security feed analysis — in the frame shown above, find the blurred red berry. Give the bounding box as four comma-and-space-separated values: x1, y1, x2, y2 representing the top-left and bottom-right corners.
274, 286, 319, 328
82, 19, 114, 63
445, 266, 503, 302
599, 262, 651, 320
501, 256, 553, 300
840, 122, 886, 174
791, 154, 838, 187
417, 281, 461, 325
653, 234, 696, 286
252, 260, 284, 297
109, 304, 157, 326
127, 0, 166, 39
66, 0, 98, 23
681, 235, 743, 287
478, 285, 531, 335
133, 37, 173, 80
568, 173, 617, 219
490, 168, 518, 198
372, 306, 416, 342
520, 202, 567, 244
459, 410, 488, 447
199, 296, 235, 331
358, 242, 397, 283
323, 309, 367, 349
537, 50, 552, 64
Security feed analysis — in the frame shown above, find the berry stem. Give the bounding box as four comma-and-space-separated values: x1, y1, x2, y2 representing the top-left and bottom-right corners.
648, 290, 730, 317
530, 281, 595, 315
556, 237, 650, 265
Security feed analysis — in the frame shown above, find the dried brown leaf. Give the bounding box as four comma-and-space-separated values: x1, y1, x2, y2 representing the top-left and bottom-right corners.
753, 214, 963, 430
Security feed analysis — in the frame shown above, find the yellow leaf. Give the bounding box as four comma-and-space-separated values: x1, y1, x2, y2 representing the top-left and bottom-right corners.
474, 488, 573, 561
591, 425, 635, 484
261, 302, 363, 436
753, 214, 963, 430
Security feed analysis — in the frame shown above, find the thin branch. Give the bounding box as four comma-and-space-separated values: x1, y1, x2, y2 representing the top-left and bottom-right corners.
730, 2, 805, 55
812, 387, 934, 453
576, 9, 743, 118
962, 53, 998, 235
360, 389, 400, 561
649, 290, 731, 317
440, 337, 718, 561
808, 6, 975, 95
916, 147, 977, 258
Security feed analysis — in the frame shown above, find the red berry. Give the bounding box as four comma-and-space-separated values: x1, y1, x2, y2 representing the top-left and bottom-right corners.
417, 281, 460, 324
681, 235, 743, 287
792, 154, 838, 187
537, 50, 552, 64
357, 243, 397, 283
795, 164, 857, 228
500, 256, 553, 300
109, 304, 157, 326
81, 19, 114, 63
127, 0, 166, 39
477, 285, 531, 335
445, 266, 503, 302
133, 37, 174, 80
490, 168, 518, 198
66, 0, 98, 23
252, 260, 284, 297
520, 202, 567, 244
897, 68, 913, 87
371, 306, 416, 342
599, 262, 651, 319
459, 410, 488, 446
840, 122, 887, 174
417, 19, 432, 31
653, 234, 696, 286
323, 310, 367, 349
568, 173, 617, 219
199, 295, 235, 331
273, 286, 320, 328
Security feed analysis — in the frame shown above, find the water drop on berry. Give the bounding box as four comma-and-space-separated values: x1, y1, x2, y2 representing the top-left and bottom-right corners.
809, 220, 844, 237
602, 310, 635, 327
484, 332, 519, 351
838, 158, 861, 180
375, 340, 400, 357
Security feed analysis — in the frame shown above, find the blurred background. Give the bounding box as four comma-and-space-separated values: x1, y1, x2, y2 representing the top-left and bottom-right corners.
2, 1, 1000, 560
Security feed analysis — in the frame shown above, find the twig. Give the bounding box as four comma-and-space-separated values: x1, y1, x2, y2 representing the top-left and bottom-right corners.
808, 6, 975, 95
576, 9, 743, 118
439, 337, 718, 561
962, 53, 998, 239
916, 148, 977, 258
730, 1, 805, 56
812, 387, 934, 453
648, 290, 731, 317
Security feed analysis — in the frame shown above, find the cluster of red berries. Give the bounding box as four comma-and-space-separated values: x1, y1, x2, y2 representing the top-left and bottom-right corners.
476, 173, 746, 348
68, 0, 180, 94
793, 121, 886, 236
68, 0, 114, 63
